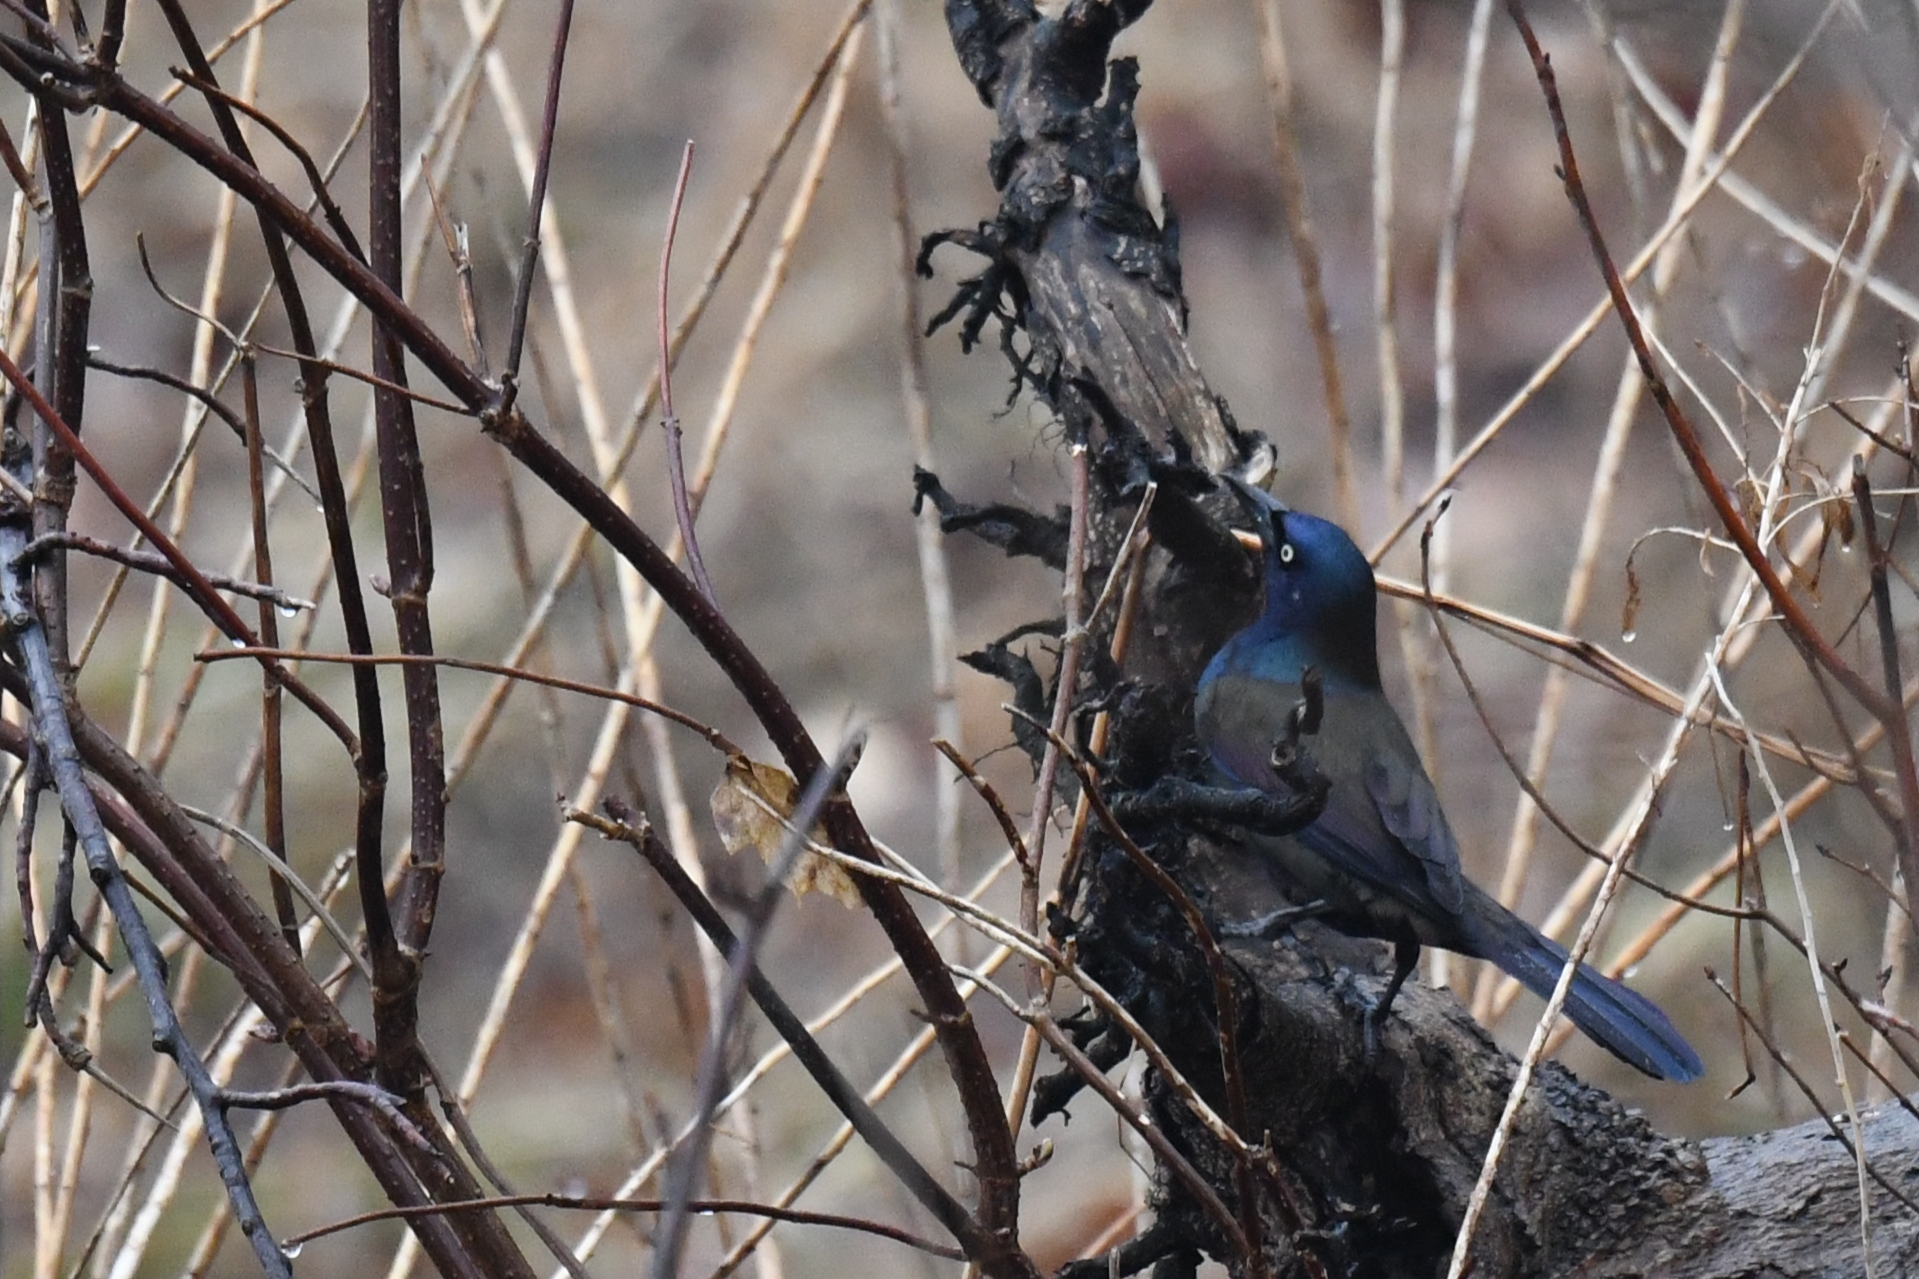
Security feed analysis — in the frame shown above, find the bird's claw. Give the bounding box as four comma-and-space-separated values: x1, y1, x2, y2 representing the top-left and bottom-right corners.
1361, 998, 1387, 1066
1218, 899, 1329, 941
1326, 968, 1389, 1066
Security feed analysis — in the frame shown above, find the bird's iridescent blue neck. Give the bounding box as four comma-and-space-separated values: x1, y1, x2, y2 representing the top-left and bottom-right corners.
1202, 507, 1383, 692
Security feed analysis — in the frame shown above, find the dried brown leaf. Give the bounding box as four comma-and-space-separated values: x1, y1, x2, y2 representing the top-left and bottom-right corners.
710, 755, 862, 907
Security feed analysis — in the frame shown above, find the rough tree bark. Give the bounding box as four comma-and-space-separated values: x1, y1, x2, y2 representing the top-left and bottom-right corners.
926, 2, 1919, 1276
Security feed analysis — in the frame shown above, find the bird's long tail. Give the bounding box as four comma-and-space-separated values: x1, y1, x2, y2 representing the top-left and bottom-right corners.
1471, 896, 1703, 1082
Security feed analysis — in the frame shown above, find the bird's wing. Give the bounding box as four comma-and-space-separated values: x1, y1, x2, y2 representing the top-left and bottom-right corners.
1362, 747, 1466, 913
1198, 670, 1468, 919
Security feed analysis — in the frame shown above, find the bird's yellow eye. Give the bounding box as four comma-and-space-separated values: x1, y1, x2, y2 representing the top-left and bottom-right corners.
1277, 543, 1295, 564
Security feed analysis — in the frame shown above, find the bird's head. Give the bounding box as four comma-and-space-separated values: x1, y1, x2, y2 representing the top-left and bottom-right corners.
1220, 475, 1380, 685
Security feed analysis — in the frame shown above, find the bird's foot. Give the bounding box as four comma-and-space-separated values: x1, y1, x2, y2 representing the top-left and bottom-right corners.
1328, 969, 1391, 1066
1217, 899, 1329, 941
1361, 998, 1388, 1065
1106, 777, 1322, 838
1353, 939, 1419, 1067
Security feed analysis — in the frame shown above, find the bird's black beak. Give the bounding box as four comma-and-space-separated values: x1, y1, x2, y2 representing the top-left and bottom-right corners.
1218, 473, 1286, 552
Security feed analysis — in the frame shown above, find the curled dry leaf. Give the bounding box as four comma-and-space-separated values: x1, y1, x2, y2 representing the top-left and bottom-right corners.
709, 754, 863, 907
1825, 486, 1856, 549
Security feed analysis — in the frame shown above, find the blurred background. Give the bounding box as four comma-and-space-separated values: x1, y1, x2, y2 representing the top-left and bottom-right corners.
2, 0, 1917, 1274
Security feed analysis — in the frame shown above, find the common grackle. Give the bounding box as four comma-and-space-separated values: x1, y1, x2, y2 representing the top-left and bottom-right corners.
1195, 477, 1703, 1082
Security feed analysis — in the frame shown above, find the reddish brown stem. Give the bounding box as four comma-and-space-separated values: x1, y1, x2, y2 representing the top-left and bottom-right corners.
367, 0, 446, 1097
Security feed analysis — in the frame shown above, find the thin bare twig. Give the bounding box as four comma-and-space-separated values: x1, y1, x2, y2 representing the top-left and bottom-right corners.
283, 1193, 966, 1261
168, 69, 365, 263
1255, 0, 1356, 531
499, 0, 576, 391
201, 646, 739, 755
18, 532, 313, 613
1852, 461, 1918, 897
656, 140, 716, 608
879, 0, 965, 894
